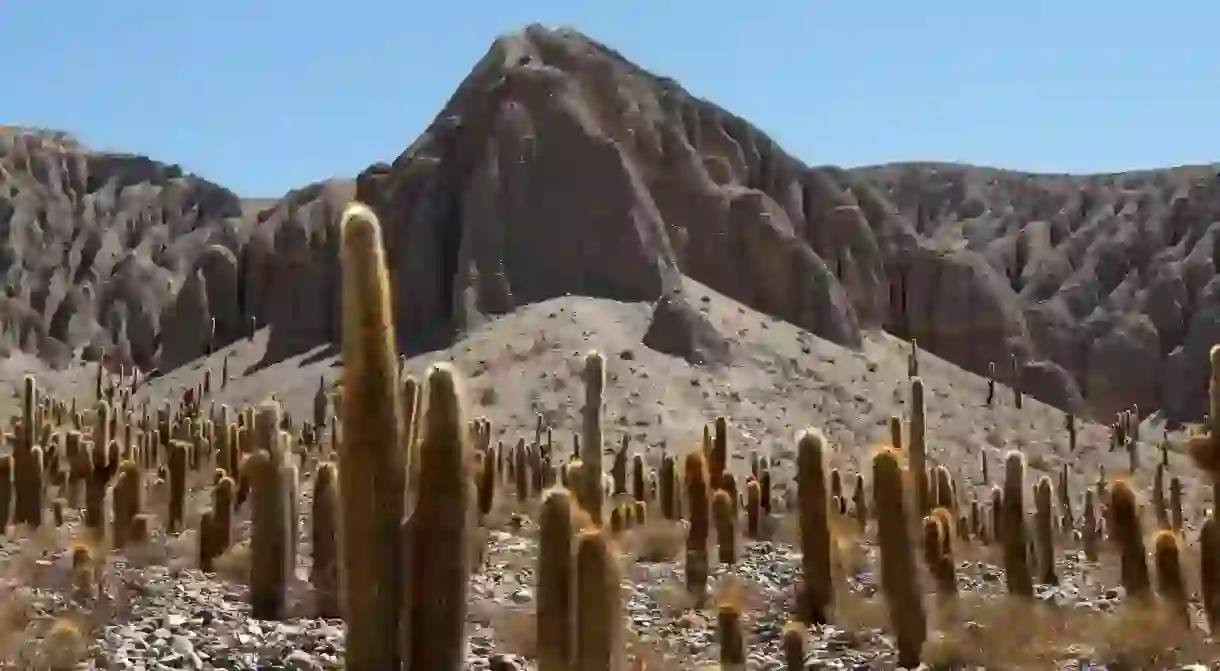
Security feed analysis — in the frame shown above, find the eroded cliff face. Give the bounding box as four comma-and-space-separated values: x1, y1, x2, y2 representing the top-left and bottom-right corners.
4, 27, 1219, 424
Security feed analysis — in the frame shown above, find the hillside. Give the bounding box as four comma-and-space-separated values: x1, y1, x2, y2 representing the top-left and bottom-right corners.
5, 28, 1220, 429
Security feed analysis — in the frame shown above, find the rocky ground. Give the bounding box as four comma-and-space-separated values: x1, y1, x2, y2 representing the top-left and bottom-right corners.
0, 280, 1212, 669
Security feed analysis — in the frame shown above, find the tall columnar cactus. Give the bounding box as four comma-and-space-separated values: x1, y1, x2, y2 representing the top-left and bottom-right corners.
477, 446, 497, 518
1082, 489, 1099, 561
1002, 451, 1033, 597
338, 203, 406, 670
909, 378, 929, 515
713, 489, 737, 565
14, 375, 37, 526
872, 448, 926, 669
311, 463, 340, 618
782, 622, 805, 671
574, 529, 622, 671
404, 364, 474, 671
717, 599, 745, 670
249, 401, 293, 620
797, 429, 833, 624
1152, 463, 1167, 528
111, 460, 142, 549
1169, 476, 1183, 532
1109, 479, 1151, 600
0, 455, 11, 534
214, 476, 235, 552
579, 352, 605, 525
631, 453, 646, 503
537, 487, 576, 671
684, 451, 711, 605
167, 440, 188, 533
1033, 476, 1057, 585
1153, 530, 1188, 625
746, 479, 762, 539
660, 455, 676, 519
711, 416, 728, 492
1057, 464, 1073, 533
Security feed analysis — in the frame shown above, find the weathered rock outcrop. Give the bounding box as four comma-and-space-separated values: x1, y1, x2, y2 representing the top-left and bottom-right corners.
4, 29, 1220, 427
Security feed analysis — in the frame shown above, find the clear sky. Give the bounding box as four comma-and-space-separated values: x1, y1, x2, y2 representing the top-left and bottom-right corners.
3, 1, 1217, 197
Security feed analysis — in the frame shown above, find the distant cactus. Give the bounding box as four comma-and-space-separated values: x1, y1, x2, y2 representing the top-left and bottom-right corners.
711, 416, 728, 492
1002, 451, 1033, 597
1033, 476, 1057, 585
311, 463, 340, 618
746, 479, 762, 539
713, 489, 737, 565
579, 352, 605, 525
112, 460, 142, 548
1109, 479, 1151, 600
871, 448, 926, 668
660, 455, 676, 519
909, 378, 930, 515
537, 488, 576, 671
1082, 489, 1099, 561
797, 429, 833, 624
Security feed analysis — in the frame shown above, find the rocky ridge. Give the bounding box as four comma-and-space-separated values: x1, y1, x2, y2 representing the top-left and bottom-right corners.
3, 27, 1220, 425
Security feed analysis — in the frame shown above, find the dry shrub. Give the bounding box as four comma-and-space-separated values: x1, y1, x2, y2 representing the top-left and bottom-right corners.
622, 519, 686, 563
489, 606, 536, 659
215, 539, 251, 584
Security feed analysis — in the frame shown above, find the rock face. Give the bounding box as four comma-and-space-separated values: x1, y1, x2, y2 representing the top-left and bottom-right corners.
3, 29, 1220, 427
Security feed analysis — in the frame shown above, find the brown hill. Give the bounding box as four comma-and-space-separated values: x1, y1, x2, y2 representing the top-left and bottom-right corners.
3, 27, 1220, 427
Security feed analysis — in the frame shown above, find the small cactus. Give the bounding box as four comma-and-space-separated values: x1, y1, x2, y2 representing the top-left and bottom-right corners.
713, 489, 737, 565
311, 463, 340, 618
1153, 530, 1188, 625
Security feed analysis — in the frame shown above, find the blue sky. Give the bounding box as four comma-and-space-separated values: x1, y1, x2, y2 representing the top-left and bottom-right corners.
3, 1, 1217, 197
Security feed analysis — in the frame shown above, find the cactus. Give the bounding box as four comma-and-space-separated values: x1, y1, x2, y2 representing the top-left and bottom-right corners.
713, 489, 737, 565
537, 488, 576, 671
311, 463, 340, 618
684, 451, 711, 605
1057, 464, 1073, 534
579, 352, 605, 525
111, 460, 142, 548
167, 440, 188, 533
1201, 515, 1220, 633
248, 401, 291, 620
852, 473, 868, 530
660, 455, 676, 519
338, 202, 406, 670
213, 476, 235, 552
1082, 489, 1099, 561
574, 529, 622, 671
403, 364, 474, 671
923, 512, 956, 598
909, 378, 930, 515
872, 448, 926, 668
1002, 451, 1033, 597
0, 455, 10, 535
1033, 476, 1057, 585
477, 446, 497, 517
797, 429, 833, 624
631, 453, 646, 503
782, 622, 805, 671
199, 510, 219, 571
717, 599, 745, 669
1152, 463, 1167, 528
1109, 479, 1151, 600
1169, 476, 1183, 532
1153, 530, 1188, 625
746, 479, 762, 539
711, 416, 728, 492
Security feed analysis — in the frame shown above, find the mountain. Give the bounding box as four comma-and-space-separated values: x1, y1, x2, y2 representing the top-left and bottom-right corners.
2, 25, 1219, 424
